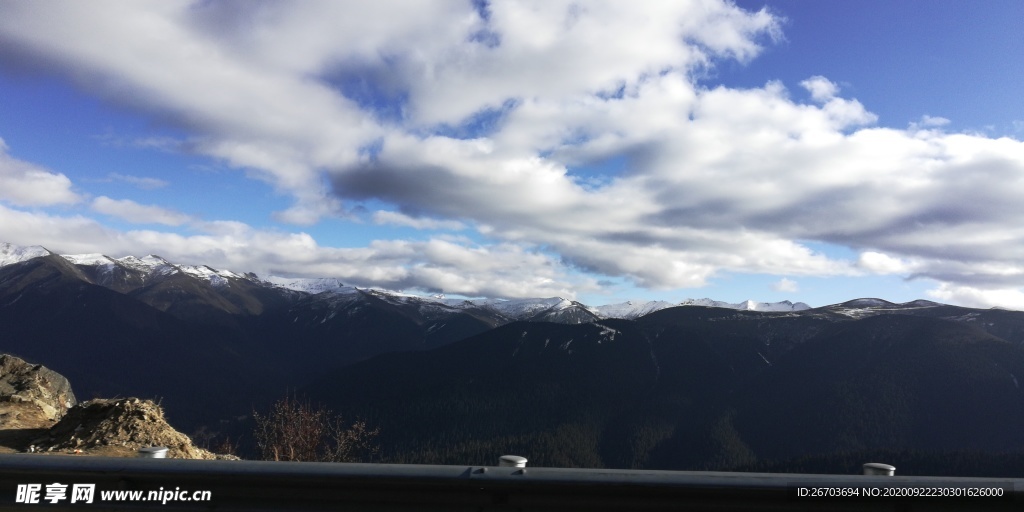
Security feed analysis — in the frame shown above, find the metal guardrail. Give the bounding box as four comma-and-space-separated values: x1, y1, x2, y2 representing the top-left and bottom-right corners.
1, 454, 1021, 511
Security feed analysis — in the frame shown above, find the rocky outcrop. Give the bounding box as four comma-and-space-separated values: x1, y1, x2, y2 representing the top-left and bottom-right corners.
0, 354, 76, 428
1, 355, 225, 459
38, 398, 218, 459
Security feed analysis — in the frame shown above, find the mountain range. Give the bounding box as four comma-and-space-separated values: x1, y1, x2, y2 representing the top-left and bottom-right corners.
0, 243, 806, 423
1, 242, 813, 319
3, 242, 1024, 474
303, 304, 1024, 473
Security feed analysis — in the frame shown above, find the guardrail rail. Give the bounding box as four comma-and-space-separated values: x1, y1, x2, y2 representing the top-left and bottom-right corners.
1, 454, 1021, 510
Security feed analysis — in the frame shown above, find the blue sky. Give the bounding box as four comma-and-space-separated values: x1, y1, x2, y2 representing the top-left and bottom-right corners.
1, 0, 1023, 309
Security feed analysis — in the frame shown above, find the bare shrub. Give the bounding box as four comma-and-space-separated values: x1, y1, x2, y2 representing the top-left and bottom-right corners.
253, 394, 379, 462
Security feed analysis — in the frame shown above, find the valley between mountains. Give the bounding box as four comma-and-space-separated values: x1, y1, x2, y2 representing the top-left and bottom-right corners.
3, 242, 1024, 474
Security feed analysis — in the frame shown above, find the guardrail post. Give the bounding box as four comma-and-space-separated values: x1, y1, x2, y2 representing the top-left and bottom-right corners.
862, 462, 895, 475
499, 455, 527, 468
138, 446, 169, 458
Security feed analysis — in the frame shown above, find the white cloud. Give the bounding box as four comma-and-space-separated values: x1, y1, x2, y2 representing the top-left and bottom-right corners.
908, 115, 952, 132
372, 210, 465, 231
0, 0, 384, 222
1, 2, 1024, 307
772, 278, 799, 293
0, 138, 81, 206
91, 196, 191, 226
107, 173, 169, 190
0, 0, 781, 224
0, 203, 591, 299
800, 76, 839, 103
0, 204, 120, 255
270, 193, 344, 226
857, 251, 913, 274
398, 1, 781, 125
927, 283, 1024, 311
919, 115, 951, 127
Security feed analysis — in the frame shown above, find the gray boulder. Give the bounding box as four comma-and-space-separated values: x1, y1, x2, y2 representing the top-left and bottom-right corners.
0, 354, 76, 427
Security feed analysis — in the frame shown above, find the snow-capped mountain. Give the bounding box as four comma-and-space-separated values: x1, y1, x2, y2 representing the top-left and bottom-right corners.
0, 242, 51, 266
61, 253, 117, 266
60, 252, 247, 288
590, 298, 811, 320
257, 275, 352, 294
432, 297, 598, 323
677, 298, 811, 312
592, 300, 678, 319
0, 242, 813, 322
452, 296, 572, 318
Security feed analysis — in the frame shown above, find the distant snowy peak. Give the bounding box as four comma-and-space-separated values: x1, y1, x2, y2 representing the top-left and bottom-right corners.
679, 298, 732, 308
742, 299, 812, 312
593, 300, 678, 319
67, 253, 188, 281
412, 296, 599, 322
179, 265, 244, 286
0, 243, 52, 267
61, 249, 247, 287
61, 253, 117, 266
679, 298, 811, 312
115, 255, 177, 275
259, 275, 354, 295
593, 298, 809, 318
7, 243, 937, 317
466, 297, 572, 319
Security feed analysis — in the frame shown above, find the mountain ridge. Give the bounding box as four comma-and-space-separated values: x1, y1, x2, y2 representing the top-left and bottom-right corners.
1, 241, 851, 319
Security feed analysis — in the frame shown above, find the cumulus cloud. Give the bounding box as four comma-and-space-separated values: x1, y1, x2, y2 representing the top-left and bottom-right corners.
0, 203, 591, 298
2, 2, 1024, 306
0, 138, 81, 206
91, 196, 192, 226
800, 75, 839, 103
372, 210, 466, 231
328, 66, 1022, 298
0, 0, 383, 221
0, 0, 781, 222
857, 251, 914, 274
927, 283, 1024, 311
772, 278, 799, 293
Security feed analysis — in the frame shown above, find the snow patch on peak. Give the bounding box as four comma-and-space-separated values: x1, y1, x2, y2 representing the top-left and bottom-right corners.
180, 265, 244, 285
115, 254, 178, 276
680, 298, 734, 308
594, 300, 677, 319
141, 255, 172, 266
745, 300, 811, 312
62, 253, 116, 266
458, 297, 566, 319
259, 275, 353, 294
0, 243, 52, 267
115, 255, 147, 269
680, 298, 810, 312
